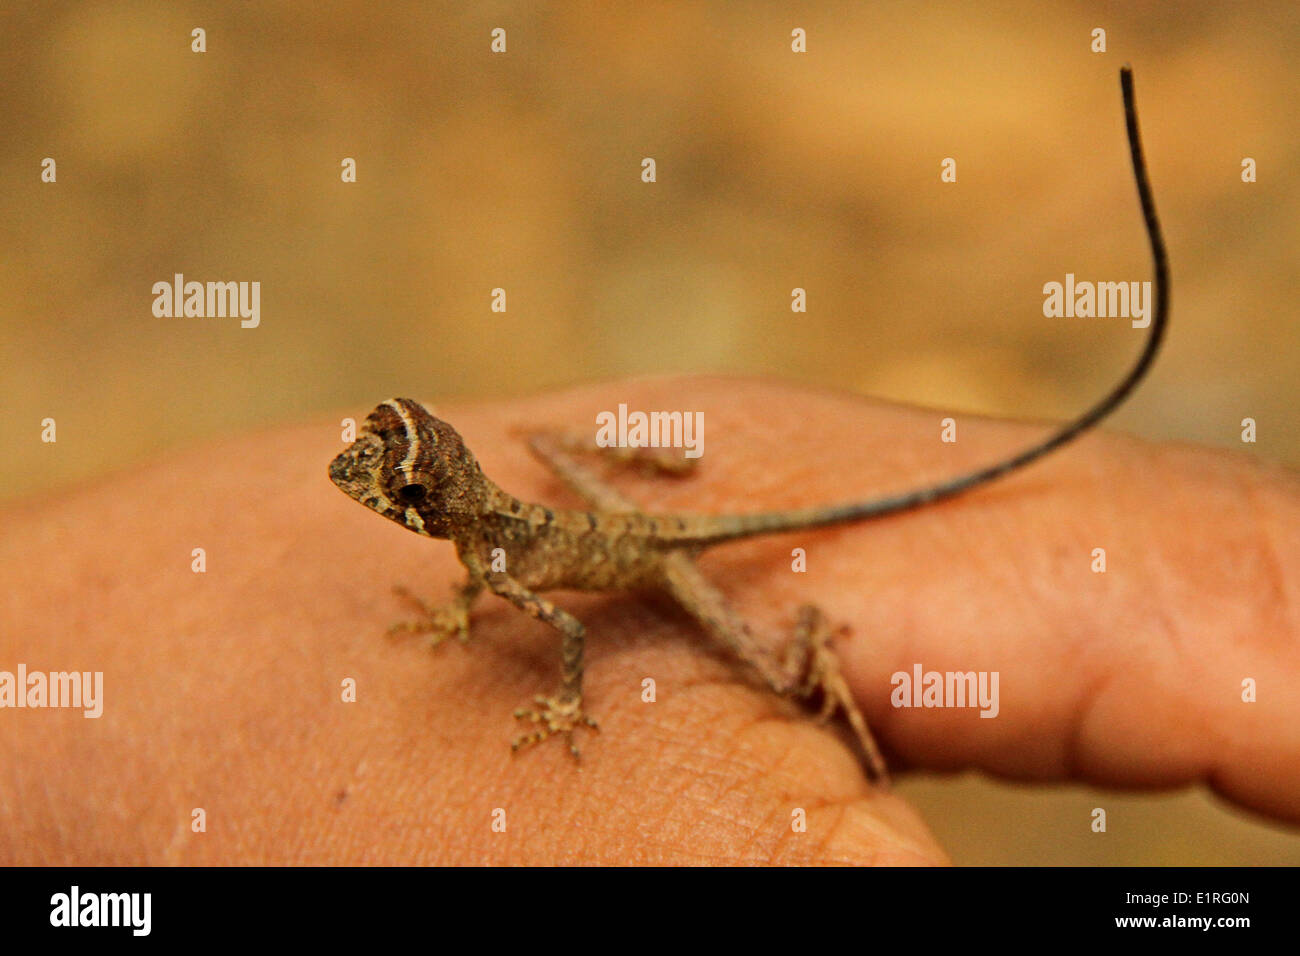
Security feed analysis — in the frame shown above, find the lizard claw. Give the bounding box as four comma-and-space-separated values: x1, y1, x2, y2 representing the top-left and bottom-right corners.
511, 695, 600, 759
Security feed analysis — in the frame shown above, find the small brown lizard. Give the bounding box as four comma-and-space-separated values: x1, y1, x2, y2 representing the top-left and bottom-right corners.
328, 68, 1167, 782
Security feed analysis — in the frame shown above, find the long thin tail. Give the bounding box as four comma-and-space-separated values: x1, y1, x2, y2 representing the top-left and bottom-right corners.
690, 66, 1168, 546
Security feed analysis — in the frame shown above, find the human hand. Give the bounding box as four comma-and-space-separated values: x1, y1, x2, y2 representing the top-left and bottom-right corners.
2, 377, 1295, 864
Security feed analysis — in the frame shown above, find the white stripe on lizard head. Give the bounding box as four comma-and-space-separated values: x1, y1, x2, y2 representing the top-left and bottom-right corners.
383, 398, 422, 485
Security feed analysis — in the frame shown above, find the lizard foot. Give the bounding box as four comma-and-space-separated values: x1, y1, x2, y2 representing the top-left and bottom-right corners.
386, 585, 471, 648
615, 444, 699, 477
794, 605, 890, 785
511, 695, 600, 759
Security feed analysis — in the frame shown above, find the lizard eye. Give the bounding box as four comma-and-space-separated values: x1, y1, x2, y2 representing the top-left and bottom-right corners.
398, 483, 428, 503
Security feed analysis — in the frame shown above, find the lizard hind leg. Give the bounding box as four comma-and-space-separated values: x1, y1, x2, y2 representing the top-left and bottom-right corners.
659, 553, 889, 784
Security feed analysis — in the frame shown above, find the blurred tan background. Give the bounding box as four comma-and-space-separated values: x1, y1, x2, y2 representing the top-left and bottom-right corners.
1, 1, 1296, 863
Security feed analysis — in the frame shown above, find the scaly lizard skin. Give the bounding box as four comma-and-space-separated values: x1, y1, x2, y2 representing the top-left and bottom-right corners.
328, 68, 1167, 782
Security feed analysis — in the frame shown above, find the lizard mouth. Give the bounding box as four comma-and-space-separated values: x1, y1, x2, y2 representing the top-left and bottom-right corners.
327, 448, 353, 483
328, 437, 394, 516
327, 447, 361, 491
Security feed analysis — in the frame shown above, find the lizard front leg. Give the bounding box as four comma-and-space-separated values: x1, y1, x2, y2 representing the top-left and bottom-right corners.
659, 552, 888, 783
485, 572, 600, 758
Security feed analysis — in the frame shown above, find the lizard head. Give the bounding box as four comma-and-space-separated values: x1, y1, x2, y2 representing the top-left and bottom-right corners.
328, 398, 488, 538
